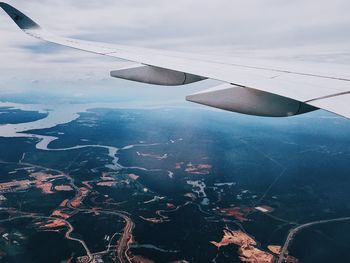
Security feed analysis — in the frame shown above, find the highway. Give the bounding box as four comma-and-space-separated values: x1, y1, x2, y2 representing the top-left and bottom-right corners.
277, 216, 350, 263
0, 214, 93, 262
77, 208, 134, 263
2, 153, 136, 263
115, 212, 134, 263
63, 218, 93, 261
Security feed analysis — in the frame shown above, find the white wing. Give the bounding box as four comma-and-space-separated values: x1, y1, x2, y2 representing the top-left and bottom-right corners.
1, 2, 350, 118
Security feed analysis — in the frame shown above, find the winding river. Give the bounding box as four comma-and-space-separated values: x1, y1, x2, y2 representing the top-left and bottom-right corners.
0, 102, 159, 171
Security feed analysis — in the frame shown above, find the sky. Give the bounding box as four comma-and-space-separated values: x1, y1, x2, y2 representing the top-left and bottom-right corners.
0, 0, 350, 104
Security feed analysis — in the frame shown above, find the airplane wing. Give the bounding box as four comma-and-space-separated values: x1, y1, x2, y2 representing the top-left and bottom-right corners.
1, 2, 350, 118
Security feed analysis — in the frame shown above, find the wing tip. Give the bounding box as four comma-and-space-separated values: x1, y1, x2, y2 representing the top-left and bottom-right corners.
0, 2, 41, 30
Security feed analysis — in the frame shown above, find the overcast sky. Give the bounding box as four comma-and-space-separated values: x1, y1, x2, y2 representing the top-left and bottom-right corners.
0, 0, 349, 102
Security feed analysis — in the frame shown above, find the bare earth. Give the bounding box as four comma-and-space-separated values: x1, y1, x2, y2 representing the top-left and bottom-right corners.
211, 229, 275, 263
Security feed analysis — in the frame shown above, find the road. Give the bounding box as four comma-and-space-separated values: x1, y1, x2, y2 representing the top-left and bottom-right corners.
1, 155, 136, 263
63, 218, 93, 261
0, 214, 93, 262
76, 208, 134, 263
112, 211, 134, 263
277, 216, 350, 263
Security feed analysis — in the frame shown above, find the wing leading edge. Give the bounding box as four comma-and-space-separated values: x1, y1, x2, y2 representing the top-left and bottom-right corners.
1, 2, 350, 118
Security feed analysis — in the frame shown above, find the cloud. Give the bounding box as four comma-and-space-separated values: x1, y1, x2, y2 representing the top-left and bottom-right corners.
0, 0, 349, 98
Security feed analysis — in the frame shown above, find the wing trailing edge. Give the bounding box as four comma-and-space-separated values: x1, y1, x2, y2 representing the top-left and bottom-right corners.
2, 2, 350, 119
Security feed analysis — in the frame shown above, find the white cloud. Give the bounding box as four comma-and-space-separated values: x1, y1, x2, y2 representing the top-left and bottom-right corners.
0, 0, 349, 96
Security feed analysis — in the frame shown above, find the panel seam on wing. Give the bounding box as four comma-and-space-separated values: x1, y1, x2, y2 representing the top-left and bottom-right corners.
304, 91, 350, 103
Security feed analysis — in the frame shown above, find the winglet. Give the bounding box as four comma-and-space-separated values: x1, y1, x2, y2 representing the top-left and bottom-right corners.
0, 2, 40, 30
